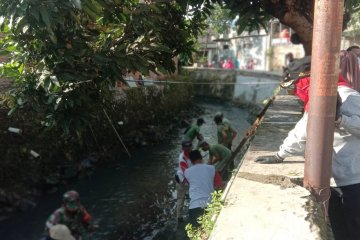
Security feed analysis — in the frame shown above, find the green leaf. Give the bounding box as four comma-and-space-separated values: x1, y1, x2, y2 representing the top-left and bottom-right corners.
47, 28, 57, 44
82, 5, 98, 20
71, 0, 82, 10
93, 54, 112, 63
40, 6, 51, 28
30, 7, 40, 21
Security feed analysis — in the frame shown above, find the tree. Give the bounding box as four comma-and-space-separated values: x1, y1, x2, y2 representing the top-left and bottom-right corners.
218, 0, 360, 55
345, 9, 360, 38
0, 0, 209, 135
205, 3, 233, 35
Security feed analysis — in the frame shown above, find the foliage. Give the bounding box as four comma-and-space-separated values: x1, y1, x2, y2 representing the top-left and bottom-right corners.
0, 81, 193, 214
110, 82, 193, 134
345, 10, 360, 38
217, 0, 360, 34
186, 191, 223, 240
200, 0, 360, 54
205, 4, 233, 35
0, 0, 212, 136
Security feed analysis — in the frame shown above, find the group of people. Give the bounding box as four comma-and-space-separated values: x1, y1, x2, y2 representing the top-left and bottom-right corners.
40, 46, 360, 238
42, 113, 238, 238
256, 45, 360, 240
175, 113, 237, 227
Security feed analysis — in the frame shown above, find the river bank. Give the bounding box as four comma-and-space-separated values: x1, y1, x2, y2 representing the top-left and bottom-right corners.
0, 83, 196, 221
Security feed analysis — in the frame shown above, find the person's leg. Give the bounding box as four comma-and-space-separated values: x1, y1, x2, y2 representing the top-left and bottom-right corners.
328, 187, 349, 240
341, 183, 360, 240
188, 208, 205, 228
176, 183, 187, 221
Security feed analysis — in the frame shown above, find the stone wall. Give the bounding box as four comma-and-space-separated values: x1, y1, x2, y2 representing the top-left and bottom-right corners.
270, 44, 305, 72
182, 67, 281, 105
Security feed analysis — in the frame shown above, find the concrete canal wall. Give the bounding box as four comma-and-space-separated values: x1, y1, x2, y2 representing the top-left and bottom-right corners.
182, 67, 281, 105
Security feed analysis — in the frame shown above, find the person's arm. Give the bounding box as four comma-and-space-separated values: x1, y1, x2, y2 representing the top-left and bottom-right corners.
196, 132, 204, 141
277, 113, 308, 159
255, 113, 308, 164
81, 207, 92, 224
179, 161, 188, 174
337, 95, 360, 136
81, 206, 98, 232
339, 115, 360, 136
221, 130, 227, 143
230, 127, 237, 141
45, 210, 61, 236
209, 153, 221, 165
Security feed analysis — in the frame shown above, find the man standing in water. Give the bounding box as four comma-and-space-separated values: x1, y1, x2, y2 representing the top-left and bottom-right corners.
198, 140, 232, 174
175, 140, 193, 223
184, 150, 217, 227
214, 112, 237, 150
45, 190, 93, 240
183, 118, 205, 146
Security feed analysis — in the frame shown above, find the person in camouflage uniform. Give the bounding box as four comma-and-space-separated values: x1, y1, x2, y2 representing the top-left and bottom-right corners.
45, 190, 93, 240
213, 112, 237, 150
199, 140, 232, 174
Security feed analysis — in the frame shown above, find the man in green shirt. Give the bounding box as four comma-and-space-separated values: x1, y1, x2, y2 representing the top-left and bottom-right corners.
199, 141, 232, 174
214, 112, 237, 150
183, 118, 205, 143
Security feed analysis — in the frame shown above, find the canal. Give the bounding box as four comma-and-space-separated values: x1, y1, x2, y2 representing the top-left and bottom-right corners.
0, 99, 253, 240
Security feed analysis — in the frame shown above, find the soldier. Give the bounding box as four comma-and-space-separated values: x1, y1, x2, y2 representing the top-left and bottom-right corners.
199, 141, 232, 175
213, 112, 237, 150
45, 190, 93, 240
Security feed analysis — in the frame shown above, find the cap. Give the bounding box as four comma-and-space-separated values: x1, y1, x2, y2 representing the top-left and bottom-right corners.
189, 150, 203, 162
63, 190, 80, 211
197, 118, 205, 125
181, 140, 192, 148
49, 224, 75, 240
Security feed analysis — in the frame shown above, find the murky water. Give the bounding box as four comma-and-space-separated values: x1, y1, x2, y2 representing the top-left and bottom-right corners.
0, 99, 252, 240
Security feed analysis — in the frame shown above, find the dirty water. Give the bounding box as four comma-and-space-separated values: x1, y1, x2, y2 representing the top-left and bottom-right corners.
0, 99, 252, 240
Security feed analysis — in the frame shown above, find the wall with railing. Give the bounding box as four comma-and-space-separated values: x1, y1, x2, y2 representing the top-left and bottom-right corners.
182, 67, 281, 105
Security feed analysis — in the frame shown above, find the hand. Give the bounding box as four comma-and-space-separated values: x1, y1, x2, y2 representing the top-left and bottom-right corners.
197, 133, 204, 141
87, 224, 99, 232
335, 116, 342, 128
335, 92, 342, 121
255, 154, 284, 164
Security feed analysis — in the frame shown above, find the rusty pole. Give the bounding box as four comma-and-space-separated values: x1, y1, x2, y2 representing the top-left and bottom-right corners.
304, 0, 344, 216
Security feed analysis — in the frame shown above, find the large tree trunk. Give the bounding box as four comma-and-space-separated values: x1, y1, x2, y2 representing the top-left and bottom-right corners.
264, 0, 315, 55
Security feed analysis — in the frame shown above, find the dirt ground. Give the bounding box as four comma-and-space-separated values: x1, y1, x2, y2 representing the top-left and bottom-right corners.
238, 172, 303, 189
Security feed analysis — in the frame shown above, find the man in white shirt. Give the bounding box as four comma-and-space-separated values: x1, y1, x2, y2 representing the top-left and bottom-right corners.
185, 150, 216, 227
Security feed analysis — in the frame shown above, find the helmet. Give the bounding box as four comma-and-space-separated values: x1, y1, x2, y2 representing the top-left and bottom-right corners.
63, 190, 80, 211
214, 112, 223, 124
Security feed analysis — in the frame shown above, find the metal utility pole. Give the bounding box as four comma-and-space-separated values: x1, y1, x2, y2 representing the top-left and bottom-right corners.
304, 0, 344, 217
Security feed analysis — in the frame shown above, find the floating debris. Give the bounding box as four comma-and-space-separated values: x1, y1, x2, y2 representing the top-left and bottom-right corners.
8, 127, 22, 135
